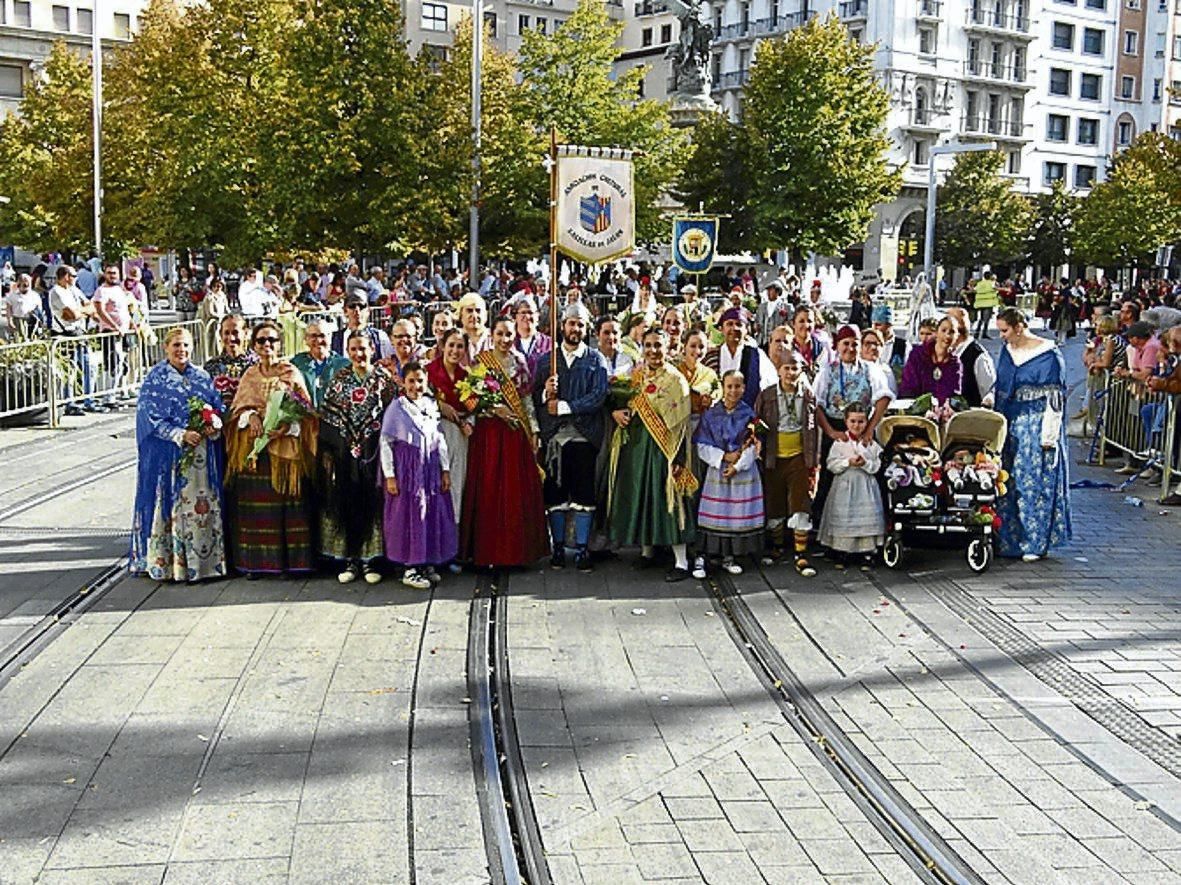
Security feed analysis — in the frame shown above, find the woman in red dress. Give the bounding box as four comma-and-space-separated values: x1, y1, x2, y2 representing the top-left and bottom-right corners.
459, 318, 548, 568
426, 328, 471, 524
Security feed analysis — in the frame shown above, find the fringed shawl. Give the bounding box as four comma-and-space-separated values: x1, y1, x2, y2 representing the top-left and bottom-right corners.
225, 360, 318, 497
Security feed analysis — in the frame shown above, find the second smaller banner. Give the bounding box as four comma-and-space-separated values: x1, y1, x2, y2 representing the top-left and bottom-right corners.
672, 217, 719, 274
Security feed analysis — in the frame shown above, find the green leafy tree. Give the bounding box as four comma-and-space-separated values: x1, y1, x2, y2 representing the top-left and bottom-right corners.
933, 150, 1031, 269
517, 0, 686, 248
1026, 180, 1078, 271
1073, 133, 1181, 267
672, 111, 756, 253
742, 15, 900, 256
0, 42, 96, 254
421, 17, 544, 258
268, 0, 426, 257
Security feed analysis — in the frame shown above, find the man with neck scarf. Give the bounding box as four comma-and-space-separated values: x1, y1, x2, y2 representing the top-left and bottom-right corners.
702, 307, 777, 409
535, 302, 610, 572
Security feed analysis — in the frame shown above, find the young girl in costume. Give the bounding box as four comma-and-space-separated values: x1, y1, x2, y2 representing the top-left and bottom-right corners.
817, 403, 884, 570
380, 363, 458, 589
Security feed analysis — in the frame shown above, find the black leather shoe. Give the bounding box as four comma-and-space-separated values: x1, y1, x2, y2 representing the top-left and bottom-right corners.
574, 548, 593, 572
550, 547, 566, 570
1161, 494, 1181, 507
665, 567, 689, 583
632, 556, 658, 570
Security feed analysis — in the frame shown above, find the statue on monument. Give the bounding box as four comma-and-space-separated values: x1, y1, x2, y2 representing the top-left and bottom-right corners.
667, 0, 714, 100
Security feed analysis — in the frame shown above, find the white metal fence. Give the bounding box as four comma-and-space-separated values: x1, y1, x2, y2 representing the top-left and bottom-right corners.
1086, 370, 1179, 499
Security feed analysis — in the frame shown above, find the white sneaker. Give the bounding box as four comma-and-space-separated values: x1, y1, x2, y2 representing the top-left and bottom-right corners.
402, 568, 431, 590
337, 566, 358, 584
1021, 553, 1042, 563
363, 567, 382, 585
691, 557, 707, 580
723, 559, 743, 576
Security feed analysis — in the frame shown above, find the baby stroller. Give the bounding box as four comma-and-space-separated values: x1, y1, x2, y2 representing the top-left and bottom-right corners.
877, 409, 1008, 573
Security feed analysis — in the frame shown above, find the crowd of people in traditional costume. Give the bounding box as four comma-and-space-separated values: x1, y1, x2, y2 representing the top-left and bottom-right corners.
130, 277, 1075, 586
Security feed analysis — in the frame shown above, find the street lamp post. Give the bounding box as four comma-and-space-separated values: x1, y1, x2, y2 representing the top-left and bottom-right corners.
923, 140, 998, 283
468, 0, 482, 289
91, 0, 103, 262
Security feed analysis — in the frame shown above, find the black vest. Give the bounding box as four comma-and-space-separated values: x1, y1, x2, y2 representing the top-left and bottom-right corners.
960, 340, 984, 406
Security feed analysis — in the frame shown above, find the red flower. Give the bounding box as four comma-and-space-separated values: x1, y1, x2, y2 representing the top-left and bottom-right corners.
644, 383, 657, 394
351, 387, 367, 404
201, 406, 215, 425
991, 516, 1002, 530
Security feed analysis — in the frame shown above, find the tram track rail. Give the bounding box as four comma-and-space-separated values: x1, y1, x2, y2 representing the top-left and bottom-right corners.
468, 572, 552, 885
0, 453, 137, 525
705, 570, 984, 885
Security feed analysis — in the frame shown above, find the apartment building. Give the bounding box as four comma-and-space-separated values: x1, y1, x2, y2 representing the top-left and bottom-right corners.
402, 0, 588, 63
0, 0, 136, 116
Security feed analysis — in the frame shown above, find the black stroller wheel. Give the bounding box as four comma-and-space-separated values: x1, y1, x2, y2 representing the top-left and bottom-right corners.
966, 537, 993, 573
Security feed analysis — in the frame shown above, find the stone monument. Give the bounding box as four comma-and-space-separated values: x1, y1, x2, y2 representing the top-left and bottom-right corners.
666, 0, 717, 127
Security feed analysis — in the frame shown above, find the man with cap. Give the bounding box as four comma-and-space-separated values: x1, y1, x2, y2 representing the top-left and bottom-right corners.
535, 302, 610, 572
703, 307, 777, 408
455, 292, 491, 365
871, 302, 907, 389
755, 279, 793, 347
678, 283, 710, 327
332, 294, 393, 363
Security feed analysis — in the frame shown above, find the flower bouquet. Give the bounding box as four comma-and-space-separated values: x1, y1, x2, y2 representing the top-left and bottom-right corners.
906, 393, 967, 423
455, 363, 505, 415
745, 416, 770, 449
608, 374, 640, 410
178, 396, 223, 474
245, 386, 315, 469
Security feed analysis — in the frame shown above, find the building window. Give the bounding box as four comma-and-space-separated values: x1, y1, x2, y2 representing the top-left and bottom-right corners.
14, 1, 31, 27
642, 26, 653, 46
518, 14, 529, 33
1075, 165, 1096, 188
537, 17, 546, 33
1126, 0, 1140, 7
484, 11, 497, 37
0, 65, 23, 98
711, 53, 721, 84
1078, 117, 1099, 144
1154, 78, 1162, 101
1080, 73, 1101, 99
637, 74, 645, 98
113, 12, 131, 38
913, 139, 929, 166
1117, 120, 1134, 144
919, 27, 936, 55
1085, 0, 1106, 6
52, 5, 69, 30
1174, 35, 1181, 58
1007, 150, 1022, 175
1121, 75, 1136, 98
1049, 68, 1071, 95
1044, 162, 1066, 184
660, 23, 672, 43
1124, 30, 1138, 55
1047, 114, 1069, 141
1052, 22, 1074, 50
1083, 28, 1104, 55
422, 2, 447, 31
421, 44, 447, 71
77, 8, 93, 33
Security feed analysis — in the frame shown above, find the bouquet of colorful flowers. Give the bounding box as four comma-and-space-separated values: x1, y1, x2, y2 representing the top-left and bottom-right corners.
178, 396, 223, 474
608, 374, 640, 410
745, 416, 770, 449
245, 386, 315, 469
454, 362, 505, 415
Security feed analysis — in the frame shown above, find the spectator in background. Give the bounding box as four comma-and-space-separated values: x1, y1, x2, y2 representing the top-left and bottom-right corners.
93, 264, 136, 404
3, 274, 44, 339
366, 266, 387, 305
75, 262, 98, 298
946, 307, 996, 408
332, 294, 393, 363
49, 265, 97, 415
972, 271, 999, 339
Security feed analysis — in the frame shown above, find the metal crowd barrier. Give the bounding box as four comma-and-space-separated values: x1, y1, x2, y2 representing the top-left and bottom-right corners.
1089, 370, 1179, 499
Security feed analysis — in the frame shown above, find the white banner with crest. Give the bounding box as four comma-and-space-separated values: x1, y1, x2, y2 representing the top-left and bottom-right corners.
555, 146, 635, 265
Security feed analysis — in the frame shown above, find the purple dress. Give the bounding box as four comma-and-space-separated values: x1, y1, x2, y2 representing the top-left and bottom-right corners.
899, 340, 963, 402
380, 395, 458, 566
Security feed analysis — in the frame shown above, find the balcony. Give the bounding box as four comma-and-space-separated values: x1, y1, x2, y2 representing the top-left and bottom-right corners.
715, 69, 751, 89
1001, 173, 1031, 191
903, 107, 947, 131
962, 59, 1033, 87
717, 20, 752, 40
840, 0, 869, 19
633, 1, 669, 15
917, 0, 942, 18
961, 113, 1029, 140
964, 7, 1032, 38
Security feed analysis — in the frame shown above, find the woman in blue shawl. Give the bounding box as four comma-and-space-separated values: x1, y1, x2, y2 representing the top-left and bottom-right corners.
131, 327, 227, 582
994, 307, 1072, 560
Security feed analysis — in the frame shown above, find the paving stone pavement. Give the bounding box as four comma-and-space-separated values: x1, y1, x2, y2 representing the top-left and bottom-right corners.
507, 564, 923, 884
0, 572, 486, 884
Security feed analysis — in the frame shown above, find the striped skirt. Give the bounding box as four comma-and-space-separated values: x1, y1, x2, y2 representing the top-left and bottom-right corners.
228, 454, 314, 575
697, 465, 765, 556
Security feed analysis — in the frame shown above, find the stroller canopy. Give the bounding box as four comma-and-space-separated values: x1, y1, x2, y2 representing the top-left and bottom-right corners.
942, 408, 1008, 455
